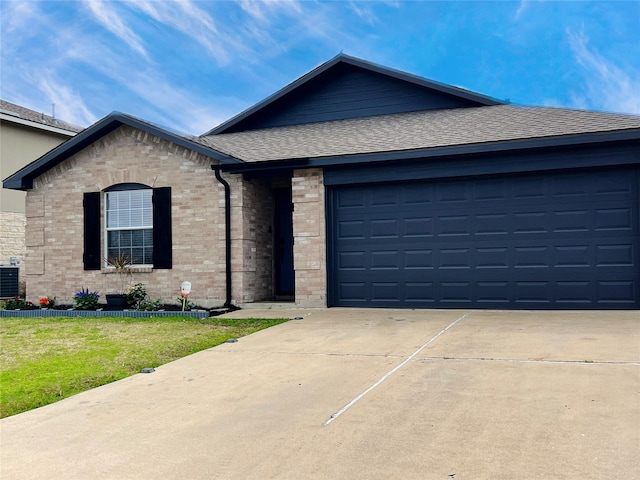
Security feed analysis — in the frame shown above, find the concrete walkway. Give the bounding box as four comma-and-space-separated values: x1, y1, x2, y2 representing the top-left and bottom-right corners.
1, 309, 639, 479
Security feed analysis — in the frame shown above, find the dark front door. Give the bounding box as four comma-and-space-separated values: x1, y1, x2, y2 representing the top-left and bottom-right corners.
274, 188, 295, 296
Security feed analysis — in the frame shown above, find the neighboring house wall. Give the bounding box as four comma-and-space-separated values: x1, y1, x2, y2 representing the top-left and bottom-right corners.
293, 168, 326, 307
24, 125, 226, 306
1, 121, 72, 214
1, 118, 76, 294
0, 211, 24, 271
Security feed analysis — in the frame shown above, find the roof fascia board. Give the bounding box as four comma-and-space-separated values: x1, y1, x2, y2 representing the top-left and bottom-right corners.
204, 54, 504, 136
0, 112, 79, 136
3, 112, 240, 190
311, 129, 640, 165
218, 129, 640, 175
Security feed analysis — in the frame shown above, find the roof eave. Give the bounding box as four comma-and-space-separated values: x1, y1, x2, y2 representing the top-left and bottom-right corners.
218, 129, 640, 175
0, 112, 80, 136
3, 112, 241, 191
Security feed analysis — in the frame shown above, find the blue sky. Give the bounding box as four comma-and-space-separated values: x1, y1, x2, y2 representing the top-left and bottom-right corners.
1, 1, 639, 135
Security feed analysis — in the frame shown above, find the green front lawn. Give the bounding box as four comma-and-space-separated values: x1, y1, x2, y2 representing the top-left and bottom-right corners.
0, 316, 287, 418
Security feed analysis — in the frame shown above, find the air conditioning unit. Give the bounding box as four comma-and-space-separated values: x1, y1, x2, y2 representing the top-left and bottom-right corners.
0, 266, 19, 298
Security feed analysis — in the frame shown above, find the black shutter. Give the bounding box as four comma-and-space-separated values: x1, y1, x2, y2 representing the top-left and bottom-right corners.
83, 192, 101, 270
152, 187, 172, 269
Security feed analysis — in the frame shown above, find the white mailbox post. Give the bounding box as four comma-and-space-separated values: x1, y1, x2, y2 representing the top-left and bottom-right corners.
181, 281, 192, 311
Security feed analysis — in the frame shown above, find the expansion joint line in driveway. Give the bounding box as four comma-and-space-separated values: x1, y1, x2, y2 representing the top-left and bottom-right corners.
323, 311, 472, 426
420, 356, 640, 366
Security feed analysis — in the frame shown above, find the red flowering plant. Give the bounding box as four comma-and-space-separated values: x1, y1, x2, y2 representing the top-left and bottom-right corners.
1, 296, 36, 310
39, 296, 56, 308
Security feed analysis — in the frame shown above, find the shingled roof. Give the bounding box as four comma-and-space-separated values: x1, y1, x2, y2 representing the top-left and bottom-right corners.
198, 105, 640, 162
0, 99, 84, 133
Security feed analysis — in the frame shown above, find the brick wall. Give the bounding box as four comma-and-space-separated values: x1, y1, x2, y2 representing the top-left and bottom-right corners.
225, 174, 274, 303
292, 168, 326, 307
24, 125, 228, 307
21, 125, 330, 307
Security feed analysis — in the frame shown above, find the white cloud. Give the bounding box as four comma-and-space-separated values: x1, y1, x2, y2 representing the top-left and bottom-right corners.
34, 71, 98, 127
240, 0, 302, 21
239, 0, 270, 23
2, 1, 38, 35
126, 0, 238, 63
567, 28, 640, 115
348, 1, 379, 25
515, 0, 529, 20
85, 0, 149, 59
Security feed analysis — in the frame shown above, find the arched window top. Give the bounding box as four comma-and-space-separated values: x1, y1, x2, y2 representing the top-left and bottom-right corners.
105, 183, 151, 192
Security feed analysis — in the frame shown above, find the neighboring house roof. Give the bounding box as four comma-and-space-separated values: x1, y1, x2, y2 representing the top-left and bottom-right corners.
205, 54, 505, 135
3, 112, 239, 190
199, 105, 640, 163
0, 99, 84, 135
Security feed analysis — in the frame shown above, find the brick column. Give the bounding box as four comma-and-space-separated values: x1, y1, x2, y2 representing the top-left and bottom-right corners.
292, 168, 326, 307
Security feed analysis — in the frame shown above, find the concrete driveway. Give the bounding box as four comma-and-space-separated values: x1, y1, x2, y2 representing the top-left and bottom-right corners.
1, 309, 638, 480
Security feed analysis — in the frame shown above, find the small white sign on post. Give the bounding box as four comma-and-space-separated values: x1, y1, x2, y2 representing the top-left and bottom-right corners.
181, 281, 192, 311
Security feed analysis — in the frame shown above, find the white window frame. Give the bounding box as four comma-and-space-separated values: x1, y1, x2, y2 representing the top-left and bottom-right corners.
104, 187, 153, 267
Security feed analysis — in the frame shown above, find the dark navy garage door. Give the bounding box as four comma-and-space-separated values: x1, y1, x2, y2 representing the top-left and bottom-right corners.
328, 167, 640, 309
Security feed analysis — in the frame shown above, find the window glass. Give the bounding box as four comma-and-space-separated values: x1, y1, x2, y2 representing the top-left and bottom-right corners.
105, 189, 153, 265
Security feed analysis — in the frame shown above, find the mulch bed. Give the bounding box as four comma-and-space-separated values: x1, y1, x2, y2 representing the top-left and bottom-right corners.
1, 304, 240, 318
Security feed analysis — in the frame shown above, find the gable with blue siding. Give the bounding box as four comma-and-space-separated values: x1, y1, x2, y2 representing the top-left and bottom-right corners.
208, 54, 503, 134
224, 64, 484, 132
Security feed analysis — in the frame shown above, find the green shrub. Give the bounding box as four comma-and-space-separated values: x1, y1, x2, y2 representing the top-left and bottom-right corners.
139, 299, 162, 311
1, 296, 36, 310
73, 288, 100, 310
125, 283, 147, 309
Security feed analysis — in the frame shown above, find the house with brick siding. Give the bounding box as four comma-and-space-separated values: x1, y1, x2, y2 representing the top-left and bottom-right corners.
4, 54, 640, 309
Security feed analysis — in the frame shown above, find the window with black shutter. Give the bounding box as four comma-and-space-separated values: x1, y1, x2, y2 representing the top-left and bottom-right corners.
82, 186, 172, 270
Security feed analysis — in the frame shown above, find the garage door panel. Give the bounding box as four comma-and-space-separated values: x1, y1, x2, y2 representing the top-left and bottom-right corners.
337, 220, 367, 240
341, 206, 633, 239
595, 207, 634, 231
371, 282, 401, 302
476, 247, 510, 269
598, 281, 637, 304
336, 240, 637, 271
473, 179, 509, 201
404, 217, 435, 237
477, 281, 511, 303
370, 219, 400, 238
334, 274, 639, 308
337, 251, 367, 270
595, 171, 636, 195
552, 210, 590, 233
338, 282, 368, 303
405, 282, 436, 303
596, 244, 635, 267
475, 214, 509, 235
370, 250, 401, 270
329, 167, 639, 309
